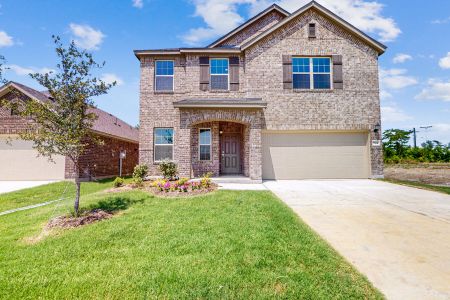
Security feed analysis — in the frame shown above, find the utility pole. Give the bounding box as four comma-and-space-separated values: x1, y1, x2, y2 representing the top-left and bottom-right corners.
413, 128, 417, 148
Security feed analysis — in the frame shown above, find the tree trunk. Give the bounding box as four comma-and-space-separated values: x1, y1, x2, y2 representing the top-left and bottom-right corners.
73, 160, 81, 216
74, 178, 81, 216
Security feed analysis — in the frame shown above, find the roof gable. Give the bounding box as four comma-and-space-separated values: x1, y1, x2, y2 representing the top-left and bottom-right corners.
241, 1, 387, 55
208, 4, 290, 48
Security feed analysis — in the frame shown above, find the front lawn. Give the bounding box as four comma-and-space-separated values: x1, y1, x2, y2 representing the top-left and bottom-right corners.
0, 177, 131, 213
0, 189, 382, 299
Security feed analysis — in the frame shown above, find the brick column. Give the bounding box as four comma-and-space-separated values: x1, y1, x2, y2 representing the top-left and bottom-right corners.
249, 110, 262, 181
177, 126, 191, 178
370, 130, 384, 178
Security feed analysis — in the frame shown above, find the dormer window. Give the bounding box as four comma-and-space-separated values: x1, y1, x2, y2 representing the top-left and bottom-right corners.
210, 58, 229, 90
155, 60, 174, 91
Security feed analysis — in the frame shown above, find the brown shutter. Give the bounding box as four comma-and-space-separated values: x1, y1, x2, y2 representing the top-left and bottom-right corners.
332, 55, 343, 90
229, 56, 239, 91
282, 55, 292, 89
308, 23, 316, 38
199, 56, 209, 91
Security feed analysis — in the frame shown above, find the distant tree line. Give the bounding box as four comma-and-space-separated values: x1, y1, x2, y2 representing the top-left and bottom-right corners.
383, 129, 450, 164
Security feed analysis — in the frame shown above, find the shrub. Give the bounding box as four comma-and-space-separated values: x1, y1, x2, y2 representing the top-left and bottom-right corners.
200, 172, 212, 188
133, 164, 148, 180
132, 177, 144, 188
159, 159, 177, 179
113, 177, 124, 188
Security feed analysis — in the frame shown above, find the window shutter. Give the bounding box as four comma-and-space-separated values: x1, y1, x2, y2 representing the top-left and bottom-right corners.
282, 55, 292, 89
199, 56, 209, 91
229, 56, 239, 91
308, 23, 316, 38
332, 55, 343, 89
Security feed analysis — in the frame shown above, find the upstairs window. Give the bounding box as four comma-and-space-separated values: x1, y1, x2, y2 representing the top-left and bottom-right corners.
210, 58, 229, 90
292, 57, 331, 90
199, 128, 211, 161
154, 128, 174, 162
155, 60, 174, 91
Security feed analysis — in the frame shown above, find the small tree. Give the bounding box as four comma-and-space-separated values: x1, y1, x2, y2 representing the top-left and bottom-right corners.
17, 36, 115, 215
383, 129, 412, 158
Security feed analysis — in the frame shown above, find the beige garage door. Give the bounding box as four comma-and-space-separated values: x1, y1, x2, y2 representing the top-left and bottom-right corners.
0, 136, 65, 180
262, 132, 370, 179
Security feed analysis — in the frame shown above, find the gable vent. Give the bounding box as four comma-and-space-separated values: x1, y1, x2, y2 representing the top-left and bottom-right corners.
308, 23, 316, 38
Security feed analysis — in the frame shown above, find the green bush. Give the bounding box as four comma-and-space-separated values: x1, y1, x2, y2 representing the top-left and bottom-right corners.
159, 159, 177, 179
113, 177, 124, 188
133, 164, 149, 179
132, 177, 144, 188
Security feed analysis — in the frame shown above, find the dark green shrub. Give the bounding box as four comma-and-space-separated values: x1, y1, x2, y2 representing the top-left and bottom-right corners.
159, 159, 177, 179
133, 164, 148, 179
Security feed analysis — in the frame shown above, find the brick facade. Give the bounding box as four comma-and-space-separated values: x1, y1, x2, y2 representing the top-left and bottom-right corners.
64, 135, 139, 180
138, 5, 384, 180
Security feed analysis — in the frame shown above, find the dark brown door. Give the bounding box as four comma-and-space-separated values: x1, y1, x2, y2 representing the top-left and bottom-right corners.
221, 134, 240, 174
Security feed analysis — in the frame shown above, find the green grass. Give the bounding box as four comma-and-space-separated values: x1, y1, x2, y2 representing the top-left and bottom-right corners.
0, 189, 382, 299
382, 178, 450, 195
0, 177, 131, 213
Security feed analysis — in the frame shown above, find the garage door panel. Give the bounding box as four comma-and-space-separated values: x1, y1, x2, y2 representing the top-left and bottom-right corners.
0, 137, 65, 180
262, 132, 369, 179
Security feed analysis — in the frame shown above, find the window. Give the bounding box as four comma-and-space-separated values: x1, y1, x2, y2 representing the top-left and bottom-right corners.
155, 60, 174, 91
154, 128, 174, 161
308, 23, 316, 38
210, 58, 229, 90
199, 128, 211, 161
292, 57, 331, 90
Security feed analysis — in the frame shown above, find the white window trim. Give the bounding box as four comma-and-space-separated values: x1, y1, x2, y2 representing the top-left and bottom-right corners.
154, 127, 174, 163
154, 60, 174, 92
210, 58, 230, 91
292, 57, 333, 90
198, 128, 212, 161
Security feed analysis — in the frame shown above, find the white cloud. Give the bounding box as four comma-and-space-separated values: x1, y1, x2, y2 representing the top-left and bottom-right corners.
416, 79, 450, 102
0, 30, 14, 47
69, 23, 105, 50
6, 64, 55, 76
381, 105, 413, 122
431, 17, 450, 24
132, 0, 143, 8
380, 89, 392, 100
438, 52, 450, 69
393, 53, 412, 64
101, 73, 124, 86
183, 0, 400, 45
380, 68, 418, 90
420, 124, 450, 144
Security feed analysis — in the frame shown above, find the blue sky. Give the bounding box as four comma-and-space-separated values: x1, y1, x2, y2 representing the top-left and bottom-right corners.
1, 0, 449, 144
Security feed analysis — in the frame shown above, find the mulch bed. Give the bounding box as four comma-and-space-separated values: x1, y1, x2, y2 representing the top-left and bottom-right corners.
47, 209, 114, 229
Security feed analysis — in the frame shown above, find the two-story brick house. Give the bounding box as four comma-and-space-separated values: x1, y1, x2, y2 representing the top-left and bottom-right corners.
135, 1, 386, 181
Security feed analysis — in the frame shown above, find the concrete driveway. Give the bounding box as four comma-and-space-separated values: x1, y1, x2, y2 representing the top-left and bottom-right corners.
0, 181, 56, 195
264, 180, 450, 300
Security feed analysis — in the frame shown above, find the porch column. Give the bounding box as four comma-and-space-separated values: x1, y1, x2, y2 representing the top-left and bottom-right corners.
177, 126, 191, 178
249, 111, 262, 181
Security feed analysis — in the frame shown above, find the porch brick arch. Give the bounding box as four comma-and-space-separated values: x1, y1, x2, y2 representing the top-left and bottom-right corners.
179, 108, 263, 180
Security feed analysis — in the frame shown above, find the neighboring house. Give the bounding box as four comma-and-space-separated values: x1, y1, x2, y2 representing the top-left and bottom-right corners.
0, 81, 139, 181
135, 1, 385, 181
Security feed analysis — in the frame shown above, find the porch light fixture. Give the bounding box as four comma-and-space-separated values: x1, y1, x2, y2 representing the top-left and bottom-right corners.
373, 123, 381, 133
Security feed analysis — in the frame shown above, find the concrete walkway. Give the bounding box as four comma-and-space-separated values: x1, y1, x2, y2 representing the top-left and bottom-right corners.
264, 179, 450, 300
0, 181, 57, 194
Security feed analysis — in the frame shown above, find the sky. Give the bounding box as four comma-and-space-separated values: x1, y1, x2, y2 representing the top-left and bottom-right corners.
0, 0, 449, 144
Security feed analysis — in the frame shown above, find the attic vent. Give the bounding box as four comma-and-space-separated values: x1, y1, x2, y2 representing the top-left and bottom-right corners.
308, 23, 316, 38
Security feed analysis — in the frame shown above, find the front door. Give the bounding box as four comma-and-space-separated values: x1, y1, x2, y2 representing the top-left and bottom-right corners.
221, 134, 240, 174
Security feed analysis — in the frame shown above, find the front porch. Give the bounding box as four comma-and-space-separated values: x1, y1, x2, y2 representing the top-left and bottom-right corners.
191, 121, 249, 178
176, 101, 265, 181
